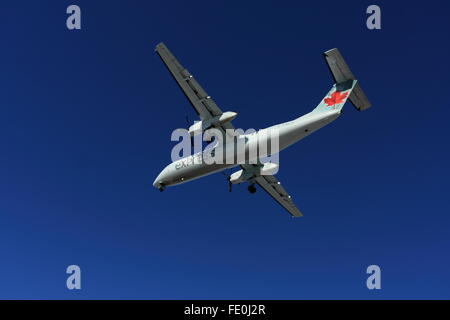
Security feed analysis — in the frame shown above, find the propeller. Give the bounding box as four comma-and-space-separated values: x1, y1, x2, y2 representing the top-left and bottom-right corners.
185, 115, 194, 147
222, 170, 232, 192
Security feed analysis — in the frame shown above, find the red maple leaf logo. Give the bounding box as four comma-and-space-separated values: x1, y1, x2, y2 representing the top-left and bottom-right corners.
324, 91, 349, 106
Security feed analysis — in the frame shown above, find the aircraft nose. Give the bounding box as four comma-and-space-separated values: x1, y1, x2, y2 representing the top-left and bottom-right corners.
153, 166, 169, 189
152, 175, 164, 189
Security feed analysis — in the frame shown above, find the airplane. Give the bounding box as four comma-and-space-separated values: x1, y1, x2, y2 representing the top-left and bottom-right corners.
153, 42, 371, 217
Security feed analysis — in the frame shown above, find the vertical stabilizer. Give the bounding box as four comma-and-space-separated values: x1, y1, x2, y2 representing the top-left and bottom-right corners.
323, 48, 371, 111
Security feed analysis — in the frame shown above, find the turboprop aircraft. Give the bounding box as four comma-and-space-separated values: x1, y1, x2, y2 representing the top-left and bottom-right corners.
153, 42, 371, 217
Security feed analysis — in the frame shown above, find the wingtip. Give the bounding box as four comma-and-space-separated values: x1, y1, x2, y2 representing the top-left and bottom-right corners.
323, 48, 338, 56
155, 42, 166, 52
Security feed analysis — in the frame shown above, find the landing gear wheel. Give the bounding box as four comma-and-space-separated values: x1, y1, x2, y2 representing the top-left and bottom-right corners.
247, 184, 257, 194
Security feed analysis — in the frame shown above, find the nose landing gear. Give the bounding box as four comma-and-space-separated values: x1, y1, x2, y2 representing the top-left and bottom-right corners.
155, 183, 165, 192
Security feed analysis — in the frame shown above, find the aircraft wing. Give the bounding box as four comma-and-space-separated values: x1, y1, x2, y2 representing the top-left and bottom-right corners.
155, 42, 234, 130
241, 164, 302, 217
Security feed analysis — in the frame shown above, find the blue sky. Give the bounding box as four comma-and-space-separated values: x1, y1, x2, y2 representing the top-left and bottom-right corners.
0, 1, 449, 299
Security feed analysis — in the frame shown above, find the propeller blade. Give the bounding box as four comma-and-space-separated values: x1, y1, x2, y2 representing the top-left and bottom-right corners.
226, 175, 232, 192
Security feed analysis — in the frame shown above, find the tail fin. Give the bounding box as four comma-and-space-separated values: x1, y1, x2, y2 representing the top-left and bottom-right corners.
323, 48, 371, 111
312, 79, 357, 114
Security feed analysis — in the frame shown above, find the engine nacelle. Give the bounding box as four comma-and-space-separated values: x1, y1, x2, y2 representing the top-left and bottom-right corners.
260, 162, 279, 176
188, 121, 203, 136
229, 162, 279, 184
188, 111, 237, 137
229, 169, 246, 184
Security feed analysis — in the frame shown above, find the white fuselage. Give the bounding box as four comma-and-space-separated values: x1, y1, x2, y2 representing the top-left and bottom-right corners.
153, 108, 341, 189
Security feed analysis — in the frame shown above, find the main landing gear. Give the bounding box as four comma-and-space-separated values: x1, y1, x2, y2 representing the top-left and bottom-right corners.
225, 174, 256, 194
